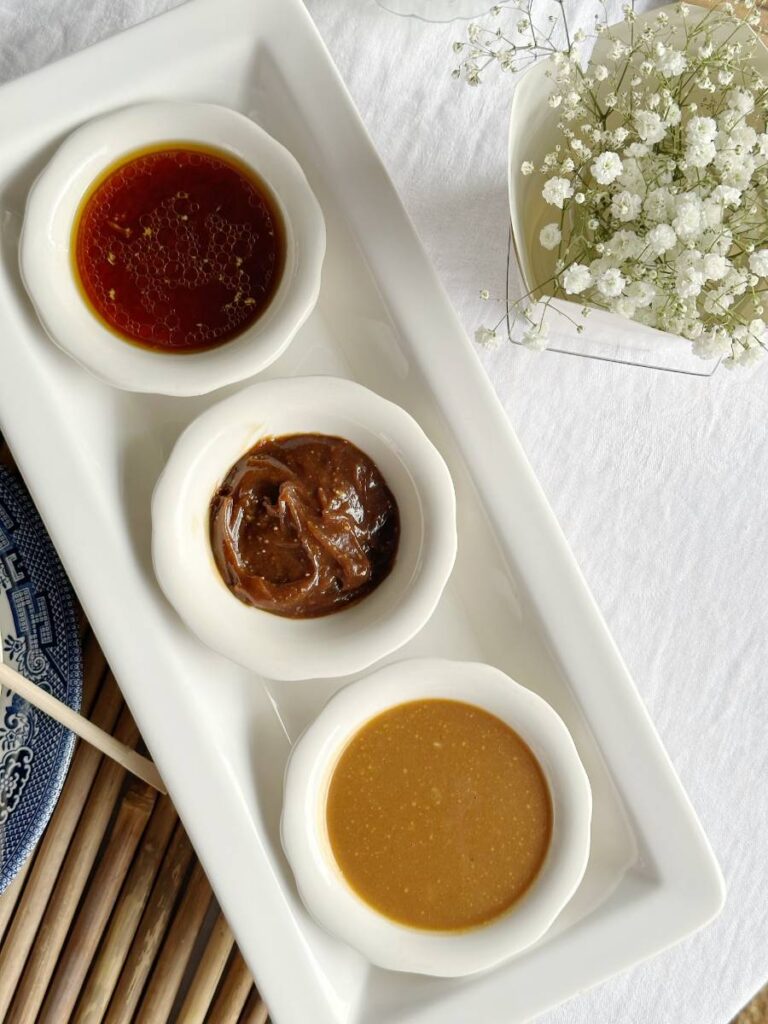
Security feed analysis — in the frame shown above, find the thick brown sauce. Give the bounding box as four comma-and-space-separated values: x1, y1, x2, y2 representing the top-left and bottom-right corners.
73, 144, 285, 352
326, 699, 552, 931
209, 433, 400, 618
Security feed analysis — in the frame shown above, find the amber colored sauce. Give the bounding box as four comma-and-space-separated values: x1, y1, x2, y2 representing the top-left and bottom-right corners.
72, 144, 285, 352
326, 699, 553, 932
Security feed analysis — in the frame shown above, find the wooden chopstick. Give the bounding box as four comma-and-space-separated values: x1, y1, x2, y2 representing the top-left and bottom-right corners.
40, 780, 157, 1022
73, 795, 178, 1024
6, 705, 139, 1024
206, 951, 255, 1024
103, 822, 195, 1024
134, 861, 213, 1024
177, 911, 235, 1023
0, 667, 118, 1022
0, 659, 165, 794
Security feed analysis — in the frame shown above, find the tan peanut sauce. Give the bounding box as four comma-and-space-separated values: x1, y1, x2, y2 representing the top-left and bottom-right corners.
326, 699, 552, 931
209, 433, 399, 618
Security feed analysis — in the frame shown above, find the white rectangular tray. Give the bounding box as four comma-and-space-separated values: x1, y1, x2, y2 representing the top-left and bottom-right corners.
0, 1, 723, 1021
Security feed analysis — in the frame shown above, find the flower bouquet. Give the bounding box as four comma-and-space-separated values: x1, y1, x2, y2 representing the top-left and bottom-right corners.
458, 2, 768, 371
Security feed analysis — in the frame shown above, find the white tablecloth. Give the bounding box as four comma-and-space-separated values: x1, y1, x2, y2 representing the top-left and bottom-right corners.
2, 1, 766, 1021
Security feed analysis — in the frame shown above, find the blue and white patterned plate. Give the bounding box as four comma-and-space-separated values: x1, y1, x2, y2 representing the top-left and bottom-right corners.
0, 464, 82, 892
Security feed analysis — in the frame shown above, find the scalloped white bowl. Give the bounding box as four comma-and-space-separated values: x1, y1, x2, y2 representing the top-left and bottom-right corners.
151, 377, 457, 681
281, 658, 593, 976
19, 101, 325, 395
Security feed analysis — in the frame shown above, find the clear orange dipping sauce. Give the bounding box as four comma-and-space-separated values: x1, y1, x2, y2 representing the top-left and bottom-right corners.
72, 144, 285, 352
326, 699, 552, 931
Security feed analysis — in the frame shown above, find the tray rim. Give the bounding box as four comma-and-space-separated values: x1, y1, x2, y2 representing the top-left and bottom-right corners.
0, 1, 725, 1021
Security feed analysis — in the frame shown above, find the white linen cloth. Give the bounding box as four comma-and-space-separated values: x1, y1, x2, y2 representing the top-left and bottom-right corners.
1, 1, 765, 1021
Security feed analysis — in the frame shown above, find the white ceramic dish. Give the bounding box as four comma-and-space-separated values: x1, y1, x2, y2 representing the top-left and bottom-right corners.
282, 659, 592, 976
19, 101, 325, 396
152, 377, 457, 680
0, 1, 723, 1022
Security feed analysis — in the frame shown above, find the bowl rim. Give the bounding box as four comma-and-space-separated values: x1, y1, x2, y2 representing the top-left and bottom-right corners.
18, 100, 326, 396
280, 658, 593, 976
150, 376, 458, 680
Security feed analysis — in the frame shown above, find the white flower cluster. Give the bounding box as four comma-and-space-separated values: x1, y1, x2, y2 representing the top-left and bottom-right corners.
460, 1, 768, 367
521, 2, 768, 368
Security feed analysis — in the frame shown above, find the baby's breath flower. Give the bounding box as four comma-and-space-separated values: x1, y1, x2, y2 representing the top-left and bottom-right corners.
634, 110, 666, 144
475, 326, 498, 347
591, 151, 623, 185
627, 280, 656, 307
539, 223, 562, 250
686, 140, 716, 168
475, 0, 768, 363
647, 223, 677, 254
596, 268, 626, 298
655, 44, 687, 77
561, 264, 592, 294
612, 296, 637, 319
726, 86, 755, 115
521, 320, 550, 350
687, 116, 717, 143
542, 176, 574, 208
673, 196, 704, 242
748, 249, 768, 276
703, 254, 729, 281
610, 191, 643, 222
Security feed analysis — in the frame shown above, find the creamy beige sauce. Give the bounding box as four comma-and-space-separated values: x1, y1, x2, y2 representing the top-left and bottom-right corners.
326, 698, 552, 931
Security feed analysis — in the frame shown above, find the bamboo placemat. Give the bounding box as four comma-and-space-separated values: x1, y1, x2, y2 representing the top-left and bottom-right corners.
734, 986, 768, 1024
0, 445, 269, 1024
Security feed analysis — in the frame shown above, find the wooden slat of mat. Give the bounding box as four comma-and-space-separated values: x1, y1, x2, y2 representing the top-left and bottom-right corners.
0, 860, 32, 946
0, 440, 267, 1022
0, 655, 266, 1023
74, 795, 178, 1024
134, 860, 213, 1023
207, 951, 255, 1024
0, 669, 119, 1020
6, 705, 141, 1024
176, 911, 235, 1023
103, 822, 196, 1024
40, 780, 158, 1022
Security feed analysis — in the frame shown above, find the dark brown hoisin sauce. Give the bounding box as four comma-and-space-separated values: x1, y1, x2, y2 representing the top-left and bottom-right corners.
209, 434, 400, 618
